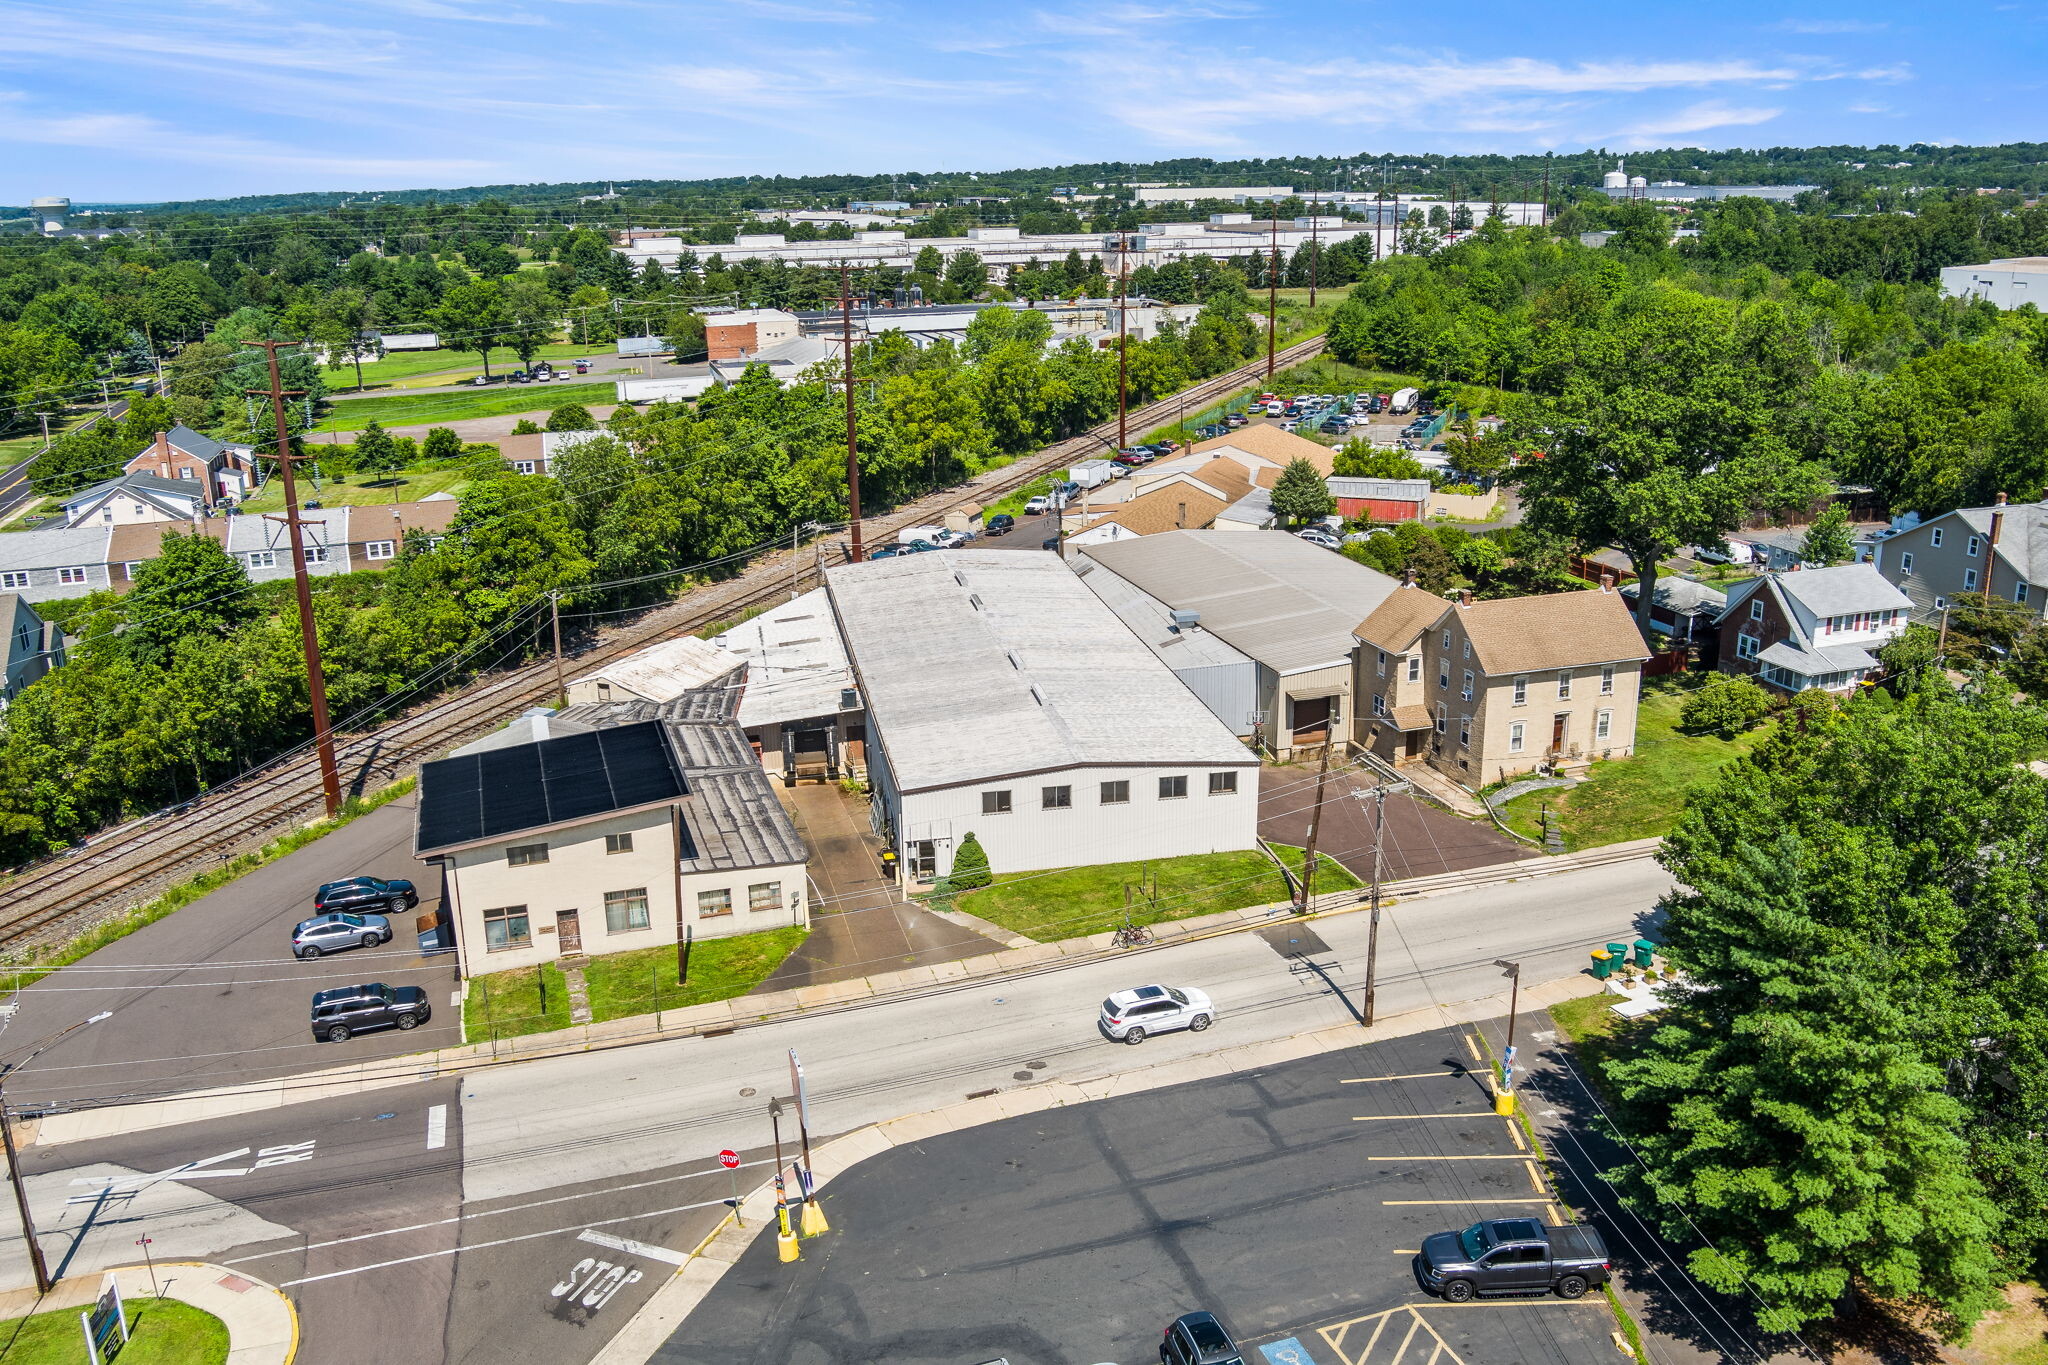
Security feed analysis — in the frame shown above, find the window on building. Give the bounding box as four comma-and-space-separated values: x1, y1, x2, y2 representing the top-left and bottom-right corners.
1460, 670, 1473, 701
1967, 536, 1981, 557
1100, 780, 1129, 804
1441, 630, 1452, 652
506, 842, 549, 866
1437, 659, 1449, 690
1557, 670, 1572, 699
1209, 772, 1237, 795
304, 545, 327, 565
1934, 596, 1948, 610
1375, 650, 1386, 676
1434, 703, 1447, 734
245, 551, 275, 569
100, 508, 113, 523
0, 572, 27, 590
483, 906, 531, 951
515, 460, 537, 475
1736, 633, 1759, 661
982, 790, 1012, 815
749, 881, 782, 912
57, 567, 86, 585
366, 540, 396, 560
698, 888, 733, 917
1512, 675, 1527, 705
1900, 552, 1914, 576
1462, 640, 1470, 660
1458, 713, 1470, 747
1405, 655, 1420, 683
1931, 527, 1944, 548
1371, 693, 1386, 717
1042, 784, 1072, 809
1158, 775, 1188, 799
605, 832, 634, 855
2017, 583, 2030, 604
604, 888, 651, 933
1596, 709, 1613, 741
123, 562, 143, 581
1509, 722, 1525, 753
1600, 664, 1615, 695
1749, 599, 1764, 621
1964, 568, 1979, 590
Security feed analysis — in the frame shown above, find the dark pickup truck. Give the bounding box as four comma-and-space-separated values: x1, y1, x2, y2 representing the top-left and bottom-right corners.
1416, 1218, 1610, 1302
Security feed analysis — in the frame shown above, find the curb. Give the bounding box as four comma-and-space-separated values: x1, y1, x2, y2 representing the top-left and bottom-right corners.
32, 838, 1664, 1147
0, 1261, 296, 1364
587, 972, 1603, 1365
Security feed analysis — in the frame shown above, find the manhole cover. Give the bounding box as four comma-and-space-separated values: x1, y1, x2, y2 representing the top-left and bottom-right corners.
739, 1087, 757, 1097
1013, 1071, 1035, 1082
1026, 1060, 1047, 1071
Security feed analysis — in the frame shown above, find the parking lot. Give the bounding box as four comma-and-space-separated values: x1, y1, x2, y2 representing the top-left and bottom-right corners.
655, 1023, 1619, 1365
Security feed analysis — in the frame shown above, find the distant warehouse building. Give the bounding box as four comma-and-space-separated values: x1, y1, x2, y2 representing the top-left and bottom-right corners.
1940, 257, 2048, 310
827, 552, 1256, 883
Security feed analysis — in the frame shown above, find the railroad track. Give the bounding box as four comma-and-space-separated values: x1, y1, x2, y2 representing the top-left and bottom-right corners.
0, 336, 1327, 952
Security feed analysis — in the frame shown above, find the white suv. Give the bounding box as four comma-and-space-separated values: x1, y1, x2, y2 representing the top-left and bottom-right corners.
1099, 984, 1215, 1044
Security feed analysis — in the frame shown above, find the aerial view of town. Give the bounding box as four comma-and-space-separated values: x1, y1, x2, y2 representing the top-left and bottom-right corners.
0, 1, 2045, 1362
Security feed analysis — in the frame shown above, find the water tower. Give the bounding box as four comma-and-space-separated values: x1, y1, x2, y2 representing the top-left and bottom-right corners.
1601, 159, 1628, 191
30, 197, 69, 235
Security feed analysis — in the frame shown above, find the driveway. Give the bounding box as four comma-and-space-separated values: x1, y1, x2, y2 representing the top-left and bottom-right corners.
759, 782, 1002, 992
3, 797, 461, 1109
1259, 763, 1524, 883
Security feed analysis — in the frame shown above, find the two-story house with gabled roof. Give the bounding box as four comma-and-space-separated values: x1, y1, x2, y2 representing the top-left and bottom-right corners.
1712, 564, 1910, 693
123, 426, 260, 506
1353, 577, 1650, 786
60, 473, 209, 529
1868, 493, 2048, 622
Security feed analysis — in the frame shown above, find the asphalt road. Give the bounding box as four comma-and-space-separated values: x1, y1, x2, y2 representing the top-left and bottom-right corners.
5, 855, 1674, 1364
657, 1026, 1620, 1365
1258, 763, 1523, 883
3, 797, 462, 1109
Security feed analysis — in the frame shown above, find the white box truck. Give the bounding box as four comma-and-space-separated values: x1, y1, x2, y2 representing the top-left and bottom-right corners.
1390, 387, 1420, 414
1069, 459, 1116, 491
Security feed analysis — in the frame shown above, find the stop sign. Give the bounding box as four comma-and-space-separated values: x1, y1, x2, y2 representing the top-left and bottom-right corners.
717, 1149, 741, 1169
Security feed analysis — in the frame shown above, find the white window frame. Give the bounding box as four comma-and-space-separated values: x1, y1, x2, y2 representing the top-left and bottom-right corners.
1371, 693, 1386, 718
1963, 568, 1978, 590
57, 566, 87, 585
245, 550, 276, 569
1600, 664, 1615, 695
1434, 703, 1446, 734
2017, 583, 2030, 604
1512, 675, 1527, 705
1736, 632, 1759, 661
1041, 784, 1072, 810
1375, 650, 1386, 677
604, 888, 651, 933
1934, 596, 1947, 610
1438, 658, 1449, 690
365, 540, 396, 560
1460, 671, 1473, 702
1967, 535, 1980, 557
1931, 527, 1943, 548
1900, 552, 1914, 576
304, 545, 328, 565
1557, 669, 1572, 700
1508, 721, 1525, 753
0, 572, 28, 590
1749, 599, 1764, 621
1457, 713, 1470, 748
749, 881, 783, 912
1596, 709, 1612, 741
515, 460, 538, 475
1405, 655, 1420, 683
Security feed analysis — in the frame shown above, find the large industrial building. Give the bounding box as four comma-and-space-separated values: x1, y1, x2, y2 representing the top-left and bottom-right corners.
826, 552, 1257, 884
1941, 257, 2048, 310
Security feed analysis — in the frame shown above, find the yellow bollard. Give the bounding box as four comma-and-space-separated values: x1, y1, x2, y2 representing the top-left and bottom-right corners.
801, 1200, 830, 1237
777, 1230, 801, 1262
1494, 1090, 1517, 1117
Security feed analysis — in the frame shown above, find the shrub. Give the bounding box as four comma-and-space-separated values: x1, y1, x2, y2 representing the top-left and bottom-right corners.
422, 426, 463, 463
949, 831, 992, 890
1678, 675, 1773, 737
509, 418, 541, 435
546, 403, 597, 432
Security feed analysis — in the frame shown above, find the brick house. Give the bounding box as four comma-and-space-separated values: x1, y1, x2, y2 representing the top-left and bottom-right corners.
1353, 580, 1650, 784
122, 426, 260, 506
702, 308, 800, 361
1868, 493, 2048, 622
1712, 564, 1910, 693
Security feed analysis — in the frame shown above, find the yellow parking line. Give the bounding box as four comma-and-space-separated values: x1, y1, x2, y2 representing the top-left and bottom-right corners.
1340, 1073, 1470, 1083
1391, 1248, 1419, 1253
1352, 1114, 1487, 1121
1547, 1204, 1565, 1226
1506, 1120, 1526, 1151
1383, 1198, 1556, 1205
1462, 1032, 1482, 1061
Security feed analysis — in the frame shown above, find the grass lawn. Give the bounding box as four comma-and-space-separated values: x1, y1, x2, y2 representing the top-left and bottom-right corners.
239, 464, 470, 513
1494, 683, 1764, 850
952, 844, 1360, 943
463, 962, 573, 1043
581, 927, 810, 1022
312, 380, 615, 433
980, 469, 1067, 523
325, 341, 603, 393
0, 1296, 228, 1364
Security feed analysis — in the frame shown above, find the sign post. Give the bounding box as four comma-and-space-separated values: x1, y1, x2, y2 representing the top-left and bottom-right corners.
717, 1149, 742, 1225
80, 1274, 128, 1364
789, 1050, 828, 1236
135, 1236, 158, 1298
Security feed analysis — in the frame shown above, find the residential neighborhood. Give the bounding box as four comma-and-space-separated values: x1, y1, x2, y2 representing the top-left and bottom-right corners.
5, 15, 2048, 1365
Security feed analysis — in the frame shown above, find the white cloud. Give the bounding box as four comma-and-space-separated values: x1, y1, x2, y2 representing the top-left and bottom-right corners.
0, 107, 497, 178
1620, 101, 1784, 140
731, 0, 875, 21
1769, 18, 1888, 34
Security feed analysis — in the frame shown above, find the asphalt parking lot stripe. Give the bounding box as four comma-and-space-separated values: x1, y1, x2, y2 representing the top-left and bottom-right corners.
1365, 1154, 1531, 1161
1339, 1073, 1466, 1083
1351, 1114, 1486, 1121
1382, 1198, 1556, 1206
1505, 1119, 1526, 1150
426, 1103, 447, 1150
1461, 1032, 1482, 1062
1524, 1159, 1545, 1193
578, 1228, 689, 1266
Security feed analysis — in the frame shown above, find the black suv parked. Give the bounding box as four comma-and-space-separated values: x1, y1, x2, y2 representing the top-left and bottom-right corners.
1161, 1311, 1244, 1365
310, 982, 431, 1042
315, 876, 418, 915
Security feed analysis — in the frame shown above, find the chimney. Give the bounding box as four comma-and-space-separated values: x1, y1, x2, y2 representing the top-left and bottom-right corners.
1457, 589, 1474, 608
1996, 491, 2009, 506
1402, 568, 1416, 589
1599, 573, 1615, 593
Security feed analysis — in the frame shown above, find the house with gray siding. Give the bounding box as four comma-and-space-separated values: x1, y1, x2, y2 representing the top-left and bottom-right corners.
1712, 564, 1910, 693
0, 594, 63, 705
1868, 494, 2048, 622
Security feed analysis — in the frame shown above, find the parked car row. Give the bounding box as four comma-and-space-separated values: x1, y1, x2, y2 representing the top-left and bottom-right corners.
296, 876, 428, 1043
469, 359, 592, 387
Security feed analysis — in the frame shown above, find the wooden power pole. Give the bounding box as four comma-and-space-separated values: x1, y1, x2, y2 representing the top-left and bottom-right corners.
1266, 203, 1279, 381
839, 262, 864, 564
1116, 231, 1130, 452
247, 341, 342, 817
1295, 739, 1334, 913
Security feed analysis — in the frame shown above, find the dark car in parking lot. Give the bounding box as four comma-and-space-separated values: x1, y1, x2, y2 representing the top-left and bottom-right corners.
1225, 412, 1249, 427
1416, 1218, 1611, 1302
1161, 1311, 1244, 1365
310, 982, 431, 1042
985, 513, 1016, 536
315, 877, 418, 915
291, 911, 392, 959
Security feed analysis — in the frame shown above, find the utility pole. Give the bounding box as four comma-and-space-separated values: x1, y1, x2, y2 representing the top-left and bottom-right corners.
1493, 958, 1522, 1115
247, 341, 342, 817
1307, 172, 1320, 309
1266, 203, 1279, 381
3, 1011, 112, 1293
1356, 770, 1410, 1027
1116, 231, 1130, 452
1542, 155, 1552, 227
549, 589, 566, 703
1295, 739, 1334, 913
838, 263, 864, 564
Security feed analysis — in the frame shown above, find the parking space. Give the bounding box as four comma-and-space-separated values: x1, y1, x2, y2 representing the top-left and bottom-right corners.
655, 1022, 1620, 1365
1259, 763, 1524, 883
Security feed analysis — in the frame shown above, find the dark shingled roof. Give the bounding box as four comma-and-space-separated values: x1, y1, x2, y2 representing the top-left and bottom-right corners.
415, 720, 685, 854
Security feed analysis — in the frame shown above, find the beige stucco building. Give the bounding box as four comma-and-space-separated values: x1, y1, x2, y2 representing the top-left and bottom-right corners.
1353, 581, 1650, 787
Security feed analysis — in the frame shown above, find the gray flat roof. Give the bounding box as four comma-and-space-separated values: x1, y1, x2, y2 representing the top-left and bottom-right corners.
827, 551, 1251, 794
712, 588, 856, 727
1077, 530, 1397, 673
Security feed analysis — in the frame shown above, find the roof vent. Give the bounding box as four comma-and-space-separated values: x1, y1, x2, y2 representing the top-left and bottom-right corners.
839, 687, 860, 711
1171, 609, 1201, 631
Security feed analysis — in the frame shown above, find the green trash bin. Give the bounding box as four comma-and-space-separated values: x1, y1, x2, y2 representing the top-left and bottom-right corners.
1606, 942, 1629, 965
1631, 938, 1656, 969
1590, 949, 1615, 980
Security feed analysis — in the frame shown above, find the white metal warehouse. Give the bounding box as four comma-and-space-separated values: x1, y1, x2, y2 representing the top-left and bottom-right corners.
826, 552, 1257, 884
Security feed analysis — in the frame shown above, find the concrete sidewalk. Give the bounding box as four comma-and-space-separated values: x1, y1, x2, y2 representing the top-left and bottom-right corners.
0, 1261, 295, 1363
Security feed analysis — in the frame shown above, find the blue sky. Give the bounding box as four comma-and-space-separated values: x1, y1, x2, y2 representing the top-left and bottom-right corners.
1, 0, 2041, 203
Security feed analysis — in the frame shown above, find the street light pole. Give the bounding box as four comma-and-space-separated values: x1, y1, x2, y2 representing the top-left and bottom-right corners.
2, 1011, 113, 1293
1492, 958, 1522, 1116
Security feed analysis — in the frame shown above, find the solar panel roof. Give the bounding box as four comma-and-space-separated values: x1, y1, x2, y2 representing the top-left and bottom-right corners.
415, 720, 685, 853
